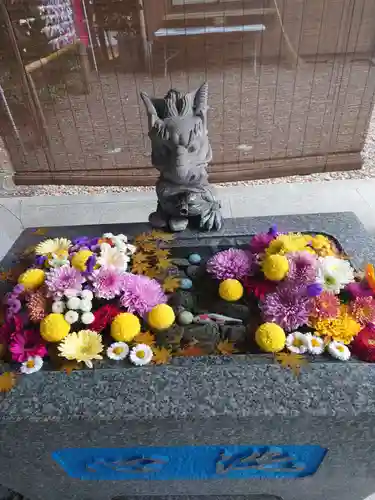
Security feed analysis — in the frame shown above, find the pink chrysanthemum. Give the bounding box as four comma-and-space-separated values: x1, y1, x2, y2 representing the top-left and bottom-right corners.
207, 248, 252, 280
287, 251, 317, 284
9, 329, 47, 363
45, 265, 84, 299
92, 267, 125, 300
250, 233, 275, 254
350, 296, 375, 326
261, 286, 312, 331
120, 274, 167, 316
311, 291, 340, 320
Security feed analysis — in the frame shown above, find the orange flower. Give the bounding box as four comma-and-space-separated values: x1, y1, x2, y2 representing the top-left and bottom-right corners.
365, 264, 375, 292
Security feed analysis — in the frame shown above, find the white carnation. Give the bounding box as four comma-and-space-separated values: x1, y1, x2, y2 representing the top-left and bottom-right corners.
316, 256, 354, 294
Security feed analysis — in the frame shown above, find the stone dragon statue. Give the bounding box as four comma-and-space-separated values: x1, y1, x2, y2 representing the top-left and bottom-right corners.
140, 83, 223, 232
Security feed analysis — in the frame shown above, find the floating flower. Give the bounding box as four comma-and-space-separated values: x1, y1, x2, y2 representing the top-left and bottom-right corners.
97, 243, 129, 270
107, 342, 129, 360
91, 267, 125, 300
102, 233, 136, 255
255, 323, 286, 353
351, 325, 375, 362
310, 235, 336, 257
67, 296, 81, 310
18, 269, 45, 292
20, 355, 43, 375
79, 299, 92, 312
266, 233, 311, 256
64, 310, 79, 324
58, 330, 103, 368
366, 264, 375, 292
9, 330, 47, 363
261, 286, 312, 331
64, 288, 79, 298
262, 254, 289, 281
90, 304, 121, 333
81, 312, 95, 325
305, 334, 325, 355
327, 341, 351, 361
242, 276, 276, 300
81, 290, 93, 301
120, 274, 167, 316
45, 265, 84, 299
71, 250, 93, 272
35, 238, 71, 256
250, 227, 277, 254
26, 289, 47, 322
52, 301, 65, 314
316, 256, 354, 294
48, 249, 69, 268
285, 331, 309, 354
306, 283, 323, 297
40, 313, 70, 342
111, 313, 141, 342
350, 296, 375, 325
311, 291, 340, 320
346, 280, 373, 298
287, 251, 317, 284
129, 344, 153, 366
311, 305, 361, 344
206, 248, 252, 280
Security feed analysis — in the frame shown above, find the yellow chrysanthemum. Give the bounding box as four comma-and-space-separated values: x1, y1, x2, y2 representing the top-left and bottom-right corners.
18, 268, 45, 291
35, 238, 71, 257
58, 330, 103, 368
71, 250, 93, 271
266, 233, 311, 256
310, 235, 336, 257
311, 305, 361, 344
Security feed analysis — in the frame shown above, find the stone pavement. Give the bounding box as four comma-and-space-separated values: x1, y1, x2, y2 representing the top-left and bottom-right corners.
1, 179, 375, 260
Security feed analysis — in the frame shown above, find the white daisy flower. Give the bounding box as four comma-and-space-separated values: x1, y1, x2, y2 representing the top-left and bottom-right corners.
316, 256, 354, 294
81, 312, 95, 325
48, 252, 70, 268
20, 356, 43, 375
97, 243, 129, 271
285, 331, 308, 354
80, 289, 93, 301
80, 299, 92, 312
65, 310, 79, 324
107, 342, 129, 360
328, 341, 351, 361
64, 288, 79, 298
67, 296, 81, 310
52, 300, 65, 314
129, 344, 153, 366
305, 334, 325, 355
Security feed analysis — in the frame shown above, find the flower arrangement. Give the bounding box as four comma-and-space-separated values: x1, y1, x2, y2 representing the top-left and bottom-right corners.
2, 226, 375, 386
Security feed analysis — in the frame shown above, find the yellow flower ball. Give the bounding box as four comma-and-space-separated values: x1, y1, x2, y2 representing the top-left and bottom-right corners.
218, 279, 244, 302
147, 304, 175, 331
262, 254, 289, 281
255, 323, 286, 353
71, 250, 93, 271
18, 268, 45, 291
111, 313, 141, 342
40, 313, 70, 342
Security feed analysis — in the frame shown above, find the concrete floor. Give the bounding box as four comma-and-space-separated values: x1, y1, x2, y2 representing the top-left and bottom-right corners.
1, 178, 375, 260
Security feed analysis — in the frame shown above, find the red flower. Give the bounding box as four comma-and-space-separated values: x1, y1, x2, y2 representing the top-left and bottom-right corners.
242, 276, 276, 300
351, 325, 375, 362
90, 304, 121, 332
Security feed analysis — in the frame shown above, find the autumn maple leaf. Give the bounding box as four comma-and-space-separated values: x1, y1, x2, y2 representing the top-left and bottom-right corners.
59, 361, 82, 375
144, 268, 161, 280
176, 345, 205, 357
157, 259, 173, 271
162, 276, 180, 293
134, 331, 156, 347
150, 230, 174, 242
132, 261, 151, 275
140, 242, 158, 253
154, 249, 171, 260
0, 372, 16, 393
134, 232, 152, 245
132, 253, 149, 265
152, 346, 172, 365
274, 352, 308, 376
216, 340, 236, 355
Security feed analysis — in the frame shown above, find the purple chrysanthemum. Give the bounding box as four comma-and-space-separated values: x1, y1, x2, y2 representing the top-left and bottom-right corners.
45, 265, 84, 299
250, 227, 277, 254
287, 251, 317, 284
120, 274, 167, 316
260, 286, 312, 331
92, 267, 125, 300
207, 248, 252, 280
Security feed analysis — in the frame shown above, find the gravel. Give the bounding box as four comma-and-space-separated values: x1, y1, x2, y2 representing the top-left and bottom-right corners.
2, 118, 375, 198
